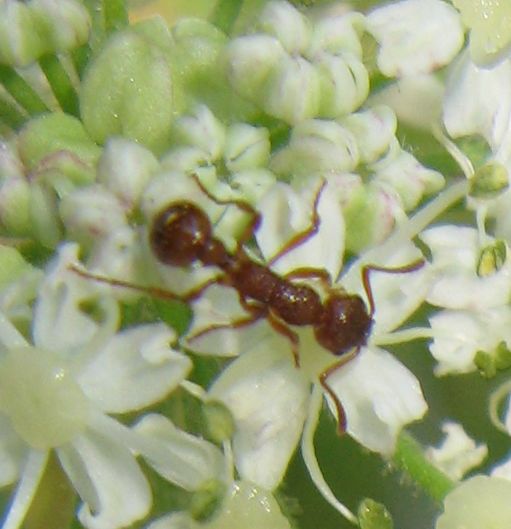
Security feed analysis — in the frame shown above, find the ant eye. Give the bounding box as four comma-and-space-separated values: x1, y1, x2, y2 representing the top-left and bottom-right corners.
150, 203, 211, 267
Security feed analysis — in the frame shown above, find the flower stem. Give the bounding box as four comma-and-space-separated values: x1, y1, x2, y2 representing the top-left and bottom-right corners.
103, 0, 129, 33
210, 0, 244, 34
72, 44, 92, 79
392, 431, 455, 502
0, 65, 49, 116
38, 54, 80, 117
0, 96, 27, 129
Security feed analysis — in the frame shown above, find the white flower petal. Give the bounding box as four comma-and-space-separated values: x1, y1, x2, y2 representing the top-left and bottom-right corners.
0, 416, 25, 487
422, 225, 511, 310
345, 245, 429, 335
209, 340, 309, 489
426, 421, 487, 480
367, 0, 464, 77
257, 180, 345, 280
133, 413, 225, 491
327, 346, 427, 454
78, 323, 190, 413
429, 307, 511, 375
32, 244, 120, 354
443, 52, 511, 150
57, 429, 151, 529
1, 449, 48, 529
370, 74, 444, 130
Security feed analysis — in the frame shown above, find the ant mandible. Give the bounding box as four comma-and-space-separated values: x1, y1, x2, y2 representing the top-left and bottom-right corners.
73, 176, 424, 432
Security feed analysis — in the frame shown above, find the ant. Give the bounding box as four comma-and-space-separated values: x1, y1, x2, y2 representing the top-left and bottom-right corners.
72, 176, 424, 432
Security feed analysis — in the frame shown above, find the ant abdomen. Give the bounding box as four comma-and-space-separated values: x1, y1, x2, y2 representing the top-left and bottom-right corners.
150, 202, 212, 267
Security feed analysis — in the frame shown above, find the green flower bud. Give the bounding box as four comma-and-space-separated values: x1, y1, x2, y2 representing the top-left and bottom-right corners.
0, 0, 90, 66
0, 2, 43, 66
475, 341, 511, 378
190, 479, 227, 522
0, 177, 32, 236
225, 35, 287, 106
202, 400, 235, 444
80, 29, 173, 154
264, 54, 321, 124
224, 124, 270, 172
311, 14, 365, 58
59, 186, 127, 250
30, 182, 62, 248
172, 106, 226, 161
469, 162, 509, 198
17, 112, 100, 185
342, 106, 397, 165
316, 53, 368, 118
257, 0, 312, 54
97, 137, 159, 208
30, 0, 90, 53
477, 240, 507, 277
171, 18, 246, 119
271, 119, 358, 177
358, 498, 394, 529
0, 244, 34, 288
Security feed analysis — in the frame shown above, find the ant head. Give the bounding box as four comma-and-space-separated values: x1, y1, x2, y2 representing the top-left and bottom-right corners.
314, 293, 373, 356
150, 202, 212, 267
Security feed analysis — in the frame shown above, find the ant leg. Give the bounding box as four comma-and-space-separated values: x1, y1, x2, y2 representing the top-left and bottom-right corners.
284, 267, 332, 288
190, 173, 261, 252
266, 312, 301, 367
361, 259, 425, 318
187, 298, 267, 344
319, 347, 360, 434
267, 179, 327, 267
69, 266, 185, 302
70, 265, 226, 303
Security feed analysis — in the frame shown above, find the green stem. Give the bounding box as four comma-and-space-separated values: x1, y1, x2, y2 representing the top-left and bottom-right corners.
392, 431, 455, 502
38, 54, 80, 117
71, 43, 92, 79
210, 0, 244, 34
0, 65, 49, 116
103, 0, 128, 33
0, 96, 27, 129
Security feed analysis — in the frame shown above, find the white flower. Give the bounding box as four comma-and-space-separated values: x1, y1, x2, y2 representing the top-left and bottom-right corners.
0, 243, 216, 529
421, 225, 511, 374
435, 475, 511, 529
184, 180, 428, 521
366, 0, 464, 77
426, 422, 487, 480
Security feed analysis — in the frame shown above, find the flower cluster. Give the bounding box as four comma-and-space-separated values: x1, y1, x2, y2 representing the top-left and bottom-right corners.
1, 0, 511, 528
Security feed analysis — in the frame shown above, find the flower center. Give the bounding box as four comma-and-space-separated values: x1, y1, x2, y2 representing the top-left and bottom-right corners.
0, 347, 90, 450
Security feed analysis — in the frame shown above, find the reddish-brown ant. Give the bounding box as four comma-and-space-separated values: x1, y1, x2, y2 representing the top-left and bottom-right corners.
72, 177, 424, 432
